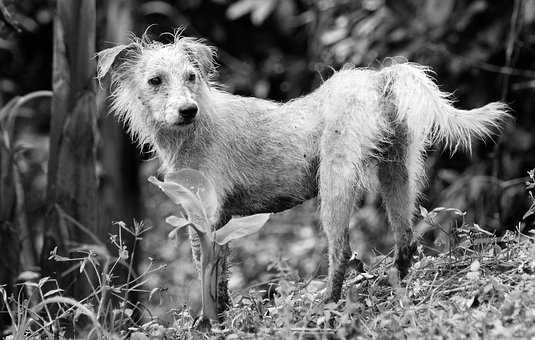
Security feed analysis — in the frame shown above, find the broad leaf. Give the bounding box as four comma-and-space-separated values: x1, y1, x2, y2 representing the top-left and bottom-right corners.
165, 215, 189, 228
148, 176, 210, 233
165, 215, 190, 239
419, 206, 428, 218
165, 169, 218, 221
214, 213, 271, 245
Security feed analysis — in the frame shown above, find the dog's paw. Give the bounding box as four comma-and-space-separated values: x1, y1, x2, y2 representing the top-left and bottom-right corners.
192, 315, 211, 332
394, 241, 417, 279
319, 287, 343, 305
348, 251, 365, 273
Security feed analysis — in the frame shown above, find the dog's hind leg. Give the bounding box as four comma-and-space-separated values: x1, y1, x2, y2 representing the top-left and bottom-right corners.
378, 118, 419, 279
319, 127, 368, 302
319, 163, 354, 302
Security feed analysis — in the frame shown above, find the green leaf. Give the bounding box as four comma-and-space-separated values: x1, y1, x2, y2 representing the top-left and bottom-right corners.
148, 176, 210, 233
226, 0, 257, 20
214, 213, 271, 245
165, 215, 190, 239
165, 215, 189, 228
165, 169, 218, 221
523, 202, 535, 220
38, 276, 50, 288
43, 288, 64, 298
419, 206, 428, 218
148, 287, 159, 302
80, 258, 87, 273
251, 0, 277, 25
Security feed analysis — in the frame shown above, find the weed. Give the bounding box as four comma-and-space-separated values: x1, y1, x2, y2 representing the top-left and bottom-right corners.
1, 220, 164, 339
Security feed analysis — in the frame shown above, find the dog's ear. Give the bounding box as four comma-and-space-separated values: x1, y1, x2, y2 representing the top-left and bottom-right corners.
181, 40, 217, 79
97, 43, 141, 81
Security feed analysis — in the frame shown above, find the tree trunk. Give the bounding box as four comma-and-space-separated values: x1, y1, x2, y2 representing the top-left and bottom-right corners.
99, 0, 141, 230
41, 0, 98, 299
98, 0, 142, 315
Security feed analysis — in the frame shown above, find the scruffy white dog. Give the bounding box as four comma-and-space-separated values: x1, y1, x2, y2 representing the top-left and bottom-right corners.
98, 32, 509, 311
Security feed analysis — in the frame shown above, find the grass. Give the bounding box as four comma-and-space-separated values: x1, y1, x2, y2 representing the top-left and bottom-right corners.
2, 168, 534, 339
1, 220, 162, 339
161, 233, 535, 339
130, 224, 535, 339
2, 219, 534, 339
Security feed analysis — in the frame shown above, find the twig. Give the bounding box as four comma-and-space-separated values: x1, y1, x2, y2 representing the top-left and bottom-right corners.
417, 269, 468, 306
437, 284, 476, 296
290, 327, 337, 334
426, 44, 535, 78
427, 271, 439, 296
474, 63, 535, 78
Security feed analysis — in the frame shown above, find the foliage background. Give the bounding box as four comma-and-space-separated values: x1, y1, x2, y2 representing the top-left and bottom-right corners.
1, 0, 534, 326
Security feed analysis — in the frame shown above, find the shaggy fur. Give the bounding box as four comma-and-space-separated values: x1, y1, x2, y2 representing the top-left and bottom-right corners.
97, 32, 510, 308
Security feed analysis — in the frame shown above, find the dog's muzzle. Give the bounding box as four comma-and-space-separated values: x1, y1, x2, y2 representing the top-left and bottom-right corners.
178, 104, 198, 125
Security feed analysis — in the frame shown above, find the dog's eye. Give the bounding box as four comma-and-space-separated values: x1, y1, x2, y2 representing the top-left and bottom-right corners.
148, 76, 162, 86
186, 72, 196, 82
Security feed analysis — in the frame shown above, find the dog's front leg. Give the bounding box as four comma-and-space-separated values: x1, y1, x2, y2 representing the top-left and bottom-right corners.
189, 229, 231, 312
189, 214, 231, 277
189, 227, 202, 274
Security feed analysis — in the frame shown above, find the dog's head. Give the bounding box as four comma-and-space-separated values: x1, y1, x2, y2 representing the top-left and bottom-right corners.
97, 33, 217, 143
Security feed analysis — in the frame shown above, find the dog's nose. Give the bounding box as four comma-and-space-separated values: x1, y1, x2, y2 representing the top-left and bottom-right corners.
179, 104, 198, 120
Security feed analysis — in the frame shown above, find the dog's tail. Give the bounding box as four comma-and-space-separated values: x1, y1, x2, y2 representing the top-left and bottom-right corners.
382, 63, 511, 153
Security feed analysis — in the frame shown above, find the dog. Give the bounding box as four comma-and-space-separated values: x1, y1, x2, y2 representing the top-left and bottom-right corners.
97, 32, 509, 312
